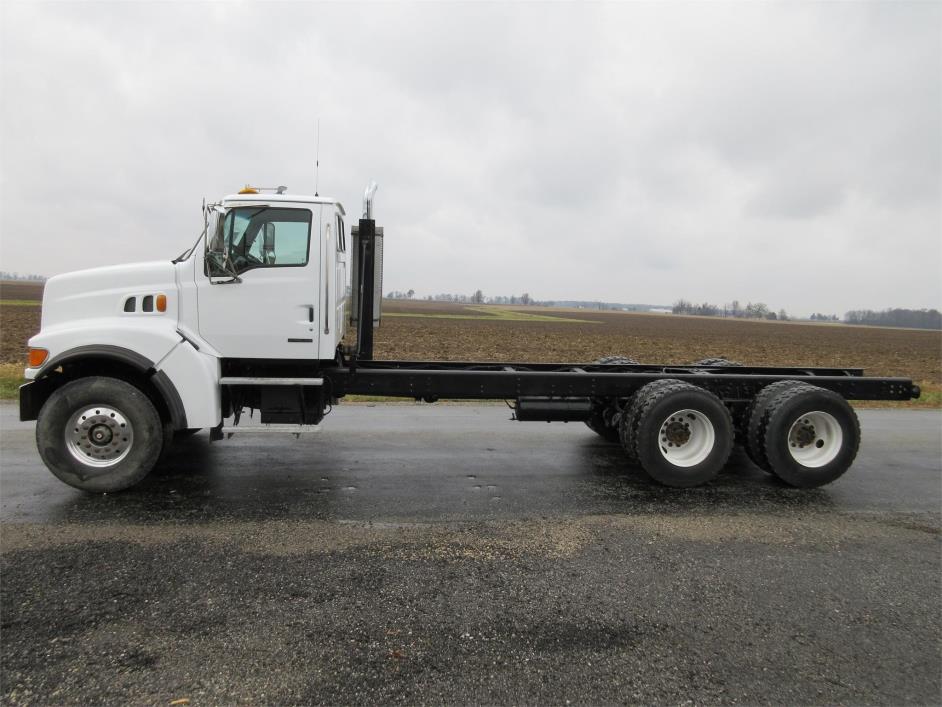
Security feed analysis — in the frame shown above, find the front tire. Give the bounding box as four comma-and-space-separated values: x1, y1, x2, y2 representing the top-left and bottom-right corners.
624, 380, 733, 487
36, 377, 165, 492
174, 428, 203, 440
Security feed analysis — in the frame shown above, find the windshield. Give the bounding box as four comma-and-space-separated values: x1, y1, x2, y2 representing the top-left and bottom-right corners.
207, 206, 312, 277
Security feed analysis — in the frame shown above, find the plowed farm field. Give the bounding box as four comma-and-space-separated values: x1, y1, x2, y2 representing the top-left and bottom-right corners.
0, 281, 43, 366
2, 282, 939, 405
378, 300, 940, 406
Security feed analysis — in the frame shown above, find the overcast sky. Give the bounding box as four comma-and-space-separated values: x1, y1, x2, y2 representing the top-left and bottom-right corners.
1, 1, 939, 316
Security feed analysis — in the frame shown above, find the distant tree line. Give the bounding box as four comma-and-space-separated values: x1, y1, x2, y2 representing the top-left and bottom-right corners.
844, 308, 941, 330
672, 299, 789, 321
0, 272, 45, 281
387, 291, 535, 305
387, 290, 940, 330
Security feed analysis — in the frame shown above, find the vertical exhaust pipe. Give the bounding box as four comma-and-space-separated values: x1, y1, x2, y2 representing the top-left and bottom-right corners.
363, 181, 378, 219
355, 181, 380, 360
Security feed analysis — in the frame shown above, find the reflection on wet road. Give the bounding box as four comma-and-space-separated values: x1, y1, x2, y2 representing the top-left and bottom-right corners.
2, 405, 940, 523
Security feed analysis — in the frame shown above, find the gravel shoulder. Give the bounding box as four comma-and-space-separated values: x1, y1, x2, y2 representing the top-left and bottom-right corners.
2, 404, 940, 704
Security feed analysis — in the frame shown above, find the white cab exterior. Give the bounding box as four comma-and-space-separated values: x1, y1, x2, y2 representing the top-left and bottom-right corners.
26, 192, 350, 429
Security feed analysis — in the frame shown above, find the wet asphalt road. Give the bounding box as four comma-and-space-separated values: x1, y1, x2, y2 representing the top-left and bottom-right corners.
1, 403, 940, 705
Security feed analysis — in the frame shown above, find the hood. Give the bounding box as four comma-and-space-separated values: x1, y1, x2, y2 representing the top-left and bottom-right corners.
41, 261, 178, 330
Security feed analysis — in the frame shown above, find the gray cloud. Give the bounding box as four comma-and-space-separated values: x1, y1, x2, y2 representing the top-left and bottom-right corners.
1, 1, 939, 316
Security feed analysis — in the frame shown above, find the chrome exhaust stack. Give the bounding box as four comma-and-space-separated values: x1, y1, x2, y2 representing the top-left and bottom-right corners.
362, 181, 378, 219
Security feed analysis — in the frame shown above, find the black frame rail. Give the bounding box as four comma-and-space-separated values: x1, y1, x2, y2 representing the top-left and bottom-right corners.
326, 360, 920, 402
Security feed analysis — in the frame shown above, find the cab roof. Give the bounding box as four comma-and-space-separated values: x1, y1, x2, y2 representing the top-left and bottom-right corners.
222, 193, 345, 215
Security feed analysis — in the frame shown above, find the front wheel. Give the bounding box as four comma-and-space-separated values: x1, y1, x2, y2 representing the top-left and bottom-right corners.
36, 377, 166, 492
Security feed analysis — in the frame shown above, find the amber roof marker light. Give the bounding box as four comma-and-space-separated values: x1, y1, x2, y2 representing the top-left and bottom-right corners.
156, 294, 167, 312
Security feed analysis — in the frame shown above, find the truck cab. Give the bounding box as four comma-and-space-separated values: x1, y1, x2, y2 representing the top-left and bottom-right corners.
20, 187, 356, 491
189, 191, 348, 360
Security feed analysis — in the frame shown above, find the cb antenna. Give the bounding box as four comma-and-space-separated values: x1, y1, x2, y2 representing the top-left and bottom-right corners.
314, 119, 320, 196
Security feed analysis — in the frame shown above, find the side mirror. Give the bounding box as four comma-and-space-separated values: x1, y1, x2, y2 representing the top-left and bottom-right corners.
262, 222, 276, 264
205, 209, 241, 282
205, 218, 228, 276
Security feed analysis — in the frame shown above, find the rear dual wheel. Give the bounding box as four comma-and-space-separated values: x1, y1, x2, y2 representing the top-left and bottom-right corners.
620, 380, 733, 488
747, 383, 860, 488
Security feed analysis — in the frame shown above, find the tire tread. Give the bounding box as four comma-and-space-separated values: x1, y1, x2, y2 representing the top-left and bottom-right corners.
761, 385, 861, 487
746, 381, 815, 471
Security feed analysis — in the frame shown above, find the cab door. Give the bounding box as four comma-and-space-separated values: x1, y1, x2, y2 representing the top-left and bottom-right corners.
334, 213, 348, 338
196, 204, 320, 359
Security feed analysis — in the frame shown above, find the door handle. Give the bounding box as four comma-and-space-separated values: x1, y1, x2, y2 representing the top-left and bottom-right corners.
324, 278, 330, 335
308, 306, 314, 323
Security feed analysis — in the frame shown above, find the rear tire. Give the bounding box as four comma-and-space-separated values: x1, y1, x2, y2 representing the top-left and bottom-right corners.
691, 357, 742, 367
585, 356, 639, 442
760, 385, 860, 488
619, 379, 676, 462
624, 380, 733, 487
745, 380, 815, 471
36, 376, 165, 493
595, 355, 639, 366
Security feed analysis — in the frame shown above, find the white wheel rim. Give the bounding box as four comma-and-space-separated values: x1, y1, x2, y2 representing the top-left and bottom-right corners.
657, 409, 715, 467
65, 405, 134, 468
787, 410, 842, 468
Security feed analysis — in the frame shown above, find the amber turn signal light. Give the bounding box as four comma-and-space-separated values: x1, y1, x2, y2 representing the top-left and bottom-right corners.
28, 348, 48, 368
156, 294, 167, 312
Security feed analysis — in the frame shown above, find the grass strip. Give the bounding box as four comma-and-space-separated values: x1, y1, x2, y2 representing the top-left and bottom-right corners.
0, 364, 24, 399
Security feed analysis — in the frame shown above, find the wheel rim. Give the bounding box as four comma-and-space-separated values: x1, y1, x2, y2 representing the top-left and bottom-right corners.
658, 409, 715, 467
65, 405, 134, 468
787, 410, 842, 468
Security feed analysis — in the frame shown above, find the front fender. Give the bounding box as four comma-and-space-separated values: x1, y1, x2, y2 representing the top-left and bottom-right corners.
20, 323, 192, 430
26, 319, 181, 380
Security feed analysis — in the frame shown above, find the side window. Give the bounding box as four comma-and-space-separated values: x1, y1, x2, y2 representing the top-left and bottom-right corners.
213, 207, 312, 275
336, 215, 345, 253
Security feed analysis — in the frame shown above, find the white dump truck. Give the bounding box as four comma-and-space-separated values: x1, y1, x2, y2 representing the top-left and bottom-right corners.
19, 184, 920, 492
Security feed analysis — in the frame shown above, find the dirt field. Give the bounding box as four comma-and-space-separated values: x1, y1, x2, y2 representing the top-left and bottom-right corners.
2, 283, 939, 403
381, 300, 941, 387
0, 281, 43, 302
0, 281, 43, 365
